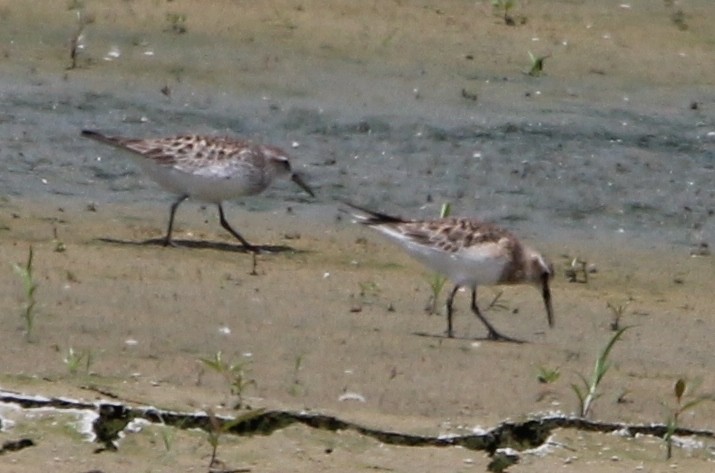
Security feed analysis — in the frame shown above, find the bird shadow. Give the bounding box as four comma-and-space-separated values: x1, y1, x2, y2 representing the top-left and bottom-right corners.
97, 237, 303, 254
412, 331, 526, 344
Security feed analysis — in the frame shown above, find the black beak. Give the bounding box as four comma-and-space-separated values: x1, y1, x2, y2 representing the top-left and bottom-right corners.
291, 173, 315, 198
541, 273, 554, 328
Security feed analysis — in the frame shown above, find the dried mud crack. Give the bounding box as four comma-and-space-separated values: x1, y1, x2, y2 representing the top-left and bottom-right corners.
1, 389, 713, 457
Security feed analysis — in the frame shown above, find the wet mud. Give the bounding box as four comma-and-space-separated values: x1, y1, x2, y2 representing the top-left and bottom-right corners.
1, 1, 715, 472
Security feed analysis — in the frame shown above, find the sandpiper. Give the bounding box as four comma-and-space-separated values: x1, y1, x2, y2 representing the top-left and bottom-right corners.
81, 130, 314, 250
345, 202, 554, 342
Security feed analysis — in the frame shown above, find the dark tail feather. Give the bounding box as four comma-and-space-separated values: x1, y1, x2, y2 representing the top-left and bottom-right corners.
80, 130, 125, 148
340, 201, 406, 225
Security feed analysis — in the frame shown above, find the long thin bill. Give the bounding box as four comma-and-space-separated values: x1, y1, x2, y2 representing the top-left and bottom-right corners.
542, 275, 554, 327
291, 173, 315, 198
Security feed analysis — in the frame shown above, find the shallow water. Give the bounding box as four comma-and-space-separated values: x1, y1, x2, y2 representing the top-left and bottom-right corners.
2, 7, 715, 472
1, 1, 714, 249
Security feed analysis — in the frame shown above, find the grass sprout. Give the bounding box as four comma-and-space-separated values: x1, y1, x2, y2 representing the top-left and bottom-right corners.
571, 326, 630, 418
288, 354, 304, 397
607, 301, 628, 331
565, 257, 588, 283
485, 289, 509, 312
358, 280, 381, 300
200, 351, 256, 409
206, 408, 264, 472
160, 425, 175, 453
13, 246, 38, 342
491, 0, 516, 25
664, 378, 713, 459
155, 413, 190, 453
527, 51, 551, 77
425, 274, 448, 315
425, 202, 452, 315
537, 366, 560, 384
165, 12, 188, 34
68, 3, 94, 70
64, 347, 93, 375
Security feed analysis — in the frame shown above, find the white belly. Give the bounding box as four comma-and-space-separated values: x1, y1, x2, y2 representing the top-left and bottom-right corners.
402, 241, 506, 287
136, 159, 268, 203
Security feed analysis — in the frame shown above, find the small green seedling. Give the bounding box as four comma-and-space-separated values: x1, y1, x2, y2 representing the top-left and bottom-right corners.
64, 347, 93, 375
571, 326, 630, 418
53, 227, 66, 253
205, 408, 265, 472
491, 0, 516, 25
664, 378, 712, 460
200, 351, 256, 409
670, 8, 688, 31
527, 51, 550, 77
536, 365, 561, 403
607, 301, 627, 331
425, 274, 448, 315
537, 366, 560, 384
351, 279, 383, 313
160, 425, 175, 453
565, 257, 589, 283
425, 202, 452, 315
485, 290, 509, 312
288, 354, 304, 397
358, 280, 381, 301
165, 12, 188, 34
155, 413, 189, 454
13, 246, 38, 342
206, 409, 224, 471
68, 3, 94, 70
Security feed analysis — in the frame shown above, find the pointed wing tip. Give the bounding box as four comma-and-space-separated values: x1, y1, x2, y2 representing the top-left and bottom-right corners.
80, 129, 113, 143
339, 201, 405, 225
80, 130, 130, 149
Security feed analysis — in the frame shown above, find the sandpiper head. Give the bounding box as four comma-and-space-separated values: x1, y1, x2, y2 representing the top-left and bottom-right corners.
265, 148, 315, 198
526, 250, 555, 328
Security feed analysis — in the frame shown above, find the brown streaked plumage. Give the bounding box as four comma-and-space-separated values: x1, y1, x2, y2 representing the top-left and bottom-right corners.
345, 202, 554, 342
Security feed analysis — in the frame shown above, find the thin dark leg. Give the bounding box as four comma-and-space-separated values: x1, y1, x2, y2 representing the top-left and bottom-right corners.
164, 194, 189, 247
217, 203, 257, 252
445, 285, 461, 338
470, 287, 522, 343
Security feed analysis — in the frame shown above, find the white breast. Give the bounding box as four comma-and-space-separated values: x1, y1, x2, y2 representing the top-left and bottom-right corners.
133, 157, 269, 203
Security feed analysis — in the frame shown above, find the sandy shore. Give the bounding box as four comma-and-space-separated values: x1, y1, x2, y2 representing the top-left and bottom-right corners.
1, 198, 715, 472
1, 0, 715, 471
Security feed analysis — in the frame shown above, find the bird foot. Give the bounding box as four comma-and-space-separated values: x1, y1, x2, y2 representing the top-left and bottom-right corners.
162, 238, 180, 248
487, 330, 524, 344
